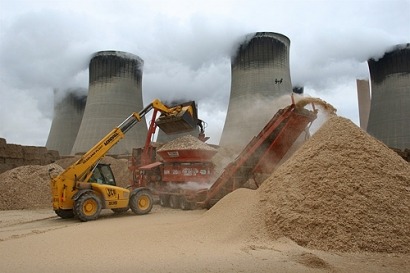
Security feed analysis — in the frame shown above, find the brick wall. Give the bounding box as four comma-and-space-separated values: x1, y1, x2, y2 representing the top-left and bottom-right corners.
0, 138, 60, 174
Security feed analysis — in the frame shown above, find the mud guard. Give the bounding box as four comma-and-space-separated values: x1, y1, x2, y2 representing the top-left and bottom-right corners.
72, 189, 94, 201
130, 187, 152, 197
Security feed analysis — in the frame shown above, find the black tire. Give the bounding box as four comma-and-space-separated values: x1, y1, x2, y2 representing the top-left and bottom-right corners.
55, 209, 75, 219
169, 195, 180, 209
129, 190, 153, 215
111, 207, 129, 214
74, 192, 102, 222
180, 197, 192, 210
159, 195, 169, 207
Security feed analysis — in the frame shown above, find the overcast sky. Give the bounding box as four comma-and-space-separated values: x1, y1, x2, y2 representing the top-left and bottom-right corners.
0, 0, 409, 146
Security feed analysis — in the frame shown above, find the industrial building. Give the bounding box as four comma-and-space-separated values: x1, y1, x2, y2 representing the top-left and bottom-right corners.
366, 43, 410, 150
46, 89, 86, 155
71, 51, 148, 155
219, 32, 293, 149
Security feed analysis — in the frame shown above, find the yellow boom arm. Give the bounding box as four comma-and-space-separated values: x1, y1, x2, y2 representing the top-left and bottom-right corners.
54, 99, 196, 184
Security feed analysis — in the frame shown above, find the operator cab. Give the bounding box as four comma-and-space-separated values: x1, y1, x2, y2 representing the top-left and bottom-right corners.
89, 163, 116, 186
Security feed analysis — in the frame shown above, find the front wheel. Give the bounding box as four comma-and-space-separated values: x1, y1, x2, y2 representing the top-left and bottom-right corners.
74, 192, 102, 222
129, 190, 153, 215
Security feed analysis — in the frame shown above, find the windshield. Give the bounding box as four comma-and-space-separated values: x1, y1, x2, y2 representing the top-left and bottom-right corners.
89, 165, 116, 186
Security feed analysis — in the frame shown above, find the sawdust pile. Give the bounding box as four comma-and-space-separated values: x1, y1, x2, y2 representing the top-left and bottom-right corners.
194, 188, 267, 243
0, 164, 64, 210
259, 116, 410, 253
157, 135, 217, 151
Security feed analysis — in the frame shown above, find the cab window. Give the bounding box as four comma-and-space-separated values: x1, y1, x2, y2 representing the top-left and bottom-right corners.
90, 168, 104, 184
100, 165, 116, 186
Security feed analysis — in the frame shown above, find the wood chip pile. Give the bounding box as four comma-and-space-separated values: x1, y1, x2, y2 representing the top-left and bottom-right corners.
157, 135, 217, 151
199, 115, 409, 254
258, 116, 410, 253
0, 163, 64, 210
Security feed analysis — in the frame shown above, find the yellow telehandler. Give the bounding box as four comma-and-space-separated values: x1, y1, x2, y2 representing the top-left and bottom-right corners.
49, 99, 199, 221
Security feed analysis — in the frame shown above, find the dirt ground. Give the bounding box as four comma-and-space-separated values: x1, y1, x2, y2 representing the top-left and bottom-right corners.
0, 204, 408, 273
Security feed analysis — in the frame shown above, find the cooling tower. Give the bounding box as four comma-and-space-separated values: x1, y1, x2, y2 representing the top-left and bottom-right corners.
71, 51, 148, 155
46, 89, 86, 156
356, 79, 371, 131
219, 32, 293, 149
367, 43, 410, 150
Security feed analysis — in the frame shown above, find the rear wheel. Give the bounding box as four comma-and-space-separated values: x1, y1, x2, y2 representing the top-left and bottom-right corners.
55, 209, 74, 219
180, 197, 192, 210
169, 195, 180, 209
74, 192, 102, 222
129, 190, 153, 215
159, 195, 169, 207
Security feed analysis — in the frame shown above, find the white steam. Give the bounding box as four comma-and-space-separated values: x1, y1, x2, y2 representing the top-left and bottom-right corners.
0, 0, 408, 146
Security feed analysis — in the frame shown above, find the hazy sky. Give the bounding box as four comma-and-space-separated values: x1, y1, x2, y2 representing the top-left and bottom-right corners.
0, 0, 409, 146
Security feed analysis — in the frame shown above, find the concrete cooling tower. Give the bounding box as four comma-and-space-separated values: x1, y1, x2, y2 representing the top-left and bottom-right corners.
46, 89, 86, 156
219, 32, 293, 149
367, 43, 410, 150
71, 51, 148, 155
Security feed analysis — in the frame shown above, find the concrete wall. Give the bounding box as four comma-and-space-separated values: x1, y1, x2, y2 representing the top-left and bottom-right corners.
0, 138, 60, 174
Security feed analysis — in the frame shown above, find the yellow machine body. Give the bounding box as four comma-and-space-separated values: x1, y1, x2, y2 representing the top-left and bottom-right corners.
50, 99, 199, 221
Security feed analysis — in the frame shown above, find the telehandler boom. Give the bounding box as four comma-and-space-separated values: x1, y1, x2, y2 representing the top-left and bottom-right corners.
50, 99, 199, 221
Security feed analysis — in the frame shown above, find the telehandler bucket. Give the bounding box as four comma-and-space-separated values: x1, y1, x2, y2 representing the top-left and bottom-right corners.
155, 102, 198, 134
